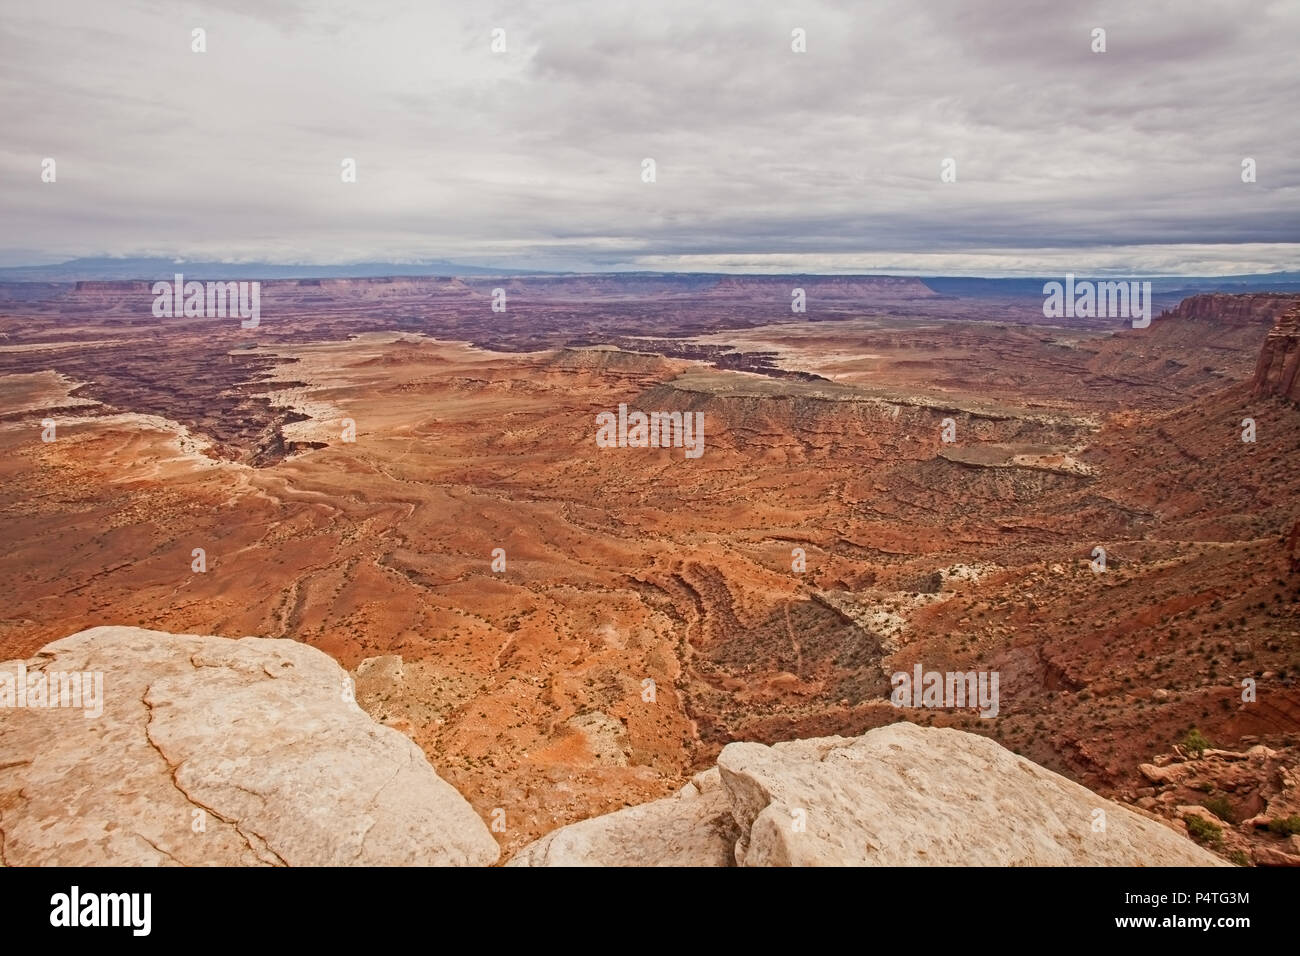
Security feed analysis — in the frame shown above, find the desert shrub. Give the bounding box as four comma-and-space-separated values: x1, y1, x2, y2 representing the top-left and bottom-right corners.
1228, 850, 1250, 866
1185, 816, 1222, 846
1267, 815, 1300, 836
1181, 728, 1212, 756
1203, 797, 1236, 824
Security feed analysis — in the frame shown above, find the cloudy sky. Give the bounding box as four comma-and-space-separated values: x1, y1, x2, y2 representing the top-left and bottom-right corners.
2, 0, 1298, 274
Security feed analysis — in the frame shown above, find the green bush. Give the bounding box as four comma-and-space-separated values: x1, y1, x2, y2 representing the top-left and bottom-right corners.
1181, 728, 1212, 756
1267, 815, 1300, 836
1203, 797, 1236, 824
1185, 816, 1223, 846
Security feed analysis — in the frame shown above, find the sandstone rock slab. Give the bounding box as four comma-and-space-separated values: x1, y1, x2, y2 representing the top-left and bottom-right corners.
506, 767, 738, 867
510, 722, 1226, 867
718, 723, 1227, 866
0, 626, 498, 866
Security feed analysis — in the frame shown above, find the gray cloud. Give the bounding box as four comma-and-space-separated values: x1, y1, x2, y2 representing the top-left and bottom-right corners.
1, 0, 1297, 273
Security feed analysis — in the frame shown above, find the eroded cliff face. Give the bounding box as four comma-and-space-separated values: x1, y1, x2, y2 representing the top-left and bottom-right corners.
1252, 304, 1300, 403
1159, 292, 1299, 326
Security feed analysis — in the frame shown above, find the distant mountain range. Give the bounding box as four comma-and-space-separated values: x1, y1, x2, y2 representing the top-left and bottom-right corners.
1, 257, 1299, 297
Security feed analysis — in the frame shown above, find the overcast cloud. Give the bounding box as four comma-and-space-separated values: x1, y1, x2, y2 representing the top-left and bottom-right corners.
1, 0, 1297, 274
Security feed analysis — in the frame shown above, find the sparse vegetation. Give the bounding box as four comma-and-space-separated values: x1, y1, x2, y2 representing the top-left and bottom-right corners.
1267, 815, 1300, 836
1180, 728, 1212, 756
1185, 816, 1223, 846
1203, 796, 1235, 824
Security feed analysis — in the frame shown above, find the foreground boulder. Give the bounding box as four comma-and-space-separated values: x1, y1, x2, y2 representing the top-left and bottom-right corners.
510, 723, 1225, 866
508, 767, 739, 867
0, 626, 498, 866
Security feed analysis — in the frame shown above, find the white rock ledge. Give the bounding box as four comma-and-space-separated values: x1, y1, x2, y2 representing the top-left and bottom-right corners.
510, 723, 1227, 867
0, 626, 498, 866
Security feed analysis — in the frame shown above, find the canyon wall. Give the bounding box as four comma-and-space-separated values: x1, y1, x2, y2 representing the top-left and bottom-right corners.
1251, 303, 1300, 403
1159, 292, 1299, 325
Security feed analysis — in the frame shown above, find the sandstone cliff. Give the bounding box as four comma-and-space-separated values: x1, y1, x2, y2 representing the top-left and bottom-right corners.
1251, 303, 1300, 403
0, 626, 499, 866
509, 723, 1226, 866
1158, 292, 1299, 325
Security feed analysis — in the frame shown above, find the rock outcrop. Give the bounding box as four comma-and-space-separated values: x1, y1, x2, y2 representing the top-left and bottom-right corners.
1251, 303, 1300, 402
509, 723, 1226, 866
1134, 740, 1300, 866
0, 627, 498, 866
1158, 292, 1299, 326
507, 768, 739, 867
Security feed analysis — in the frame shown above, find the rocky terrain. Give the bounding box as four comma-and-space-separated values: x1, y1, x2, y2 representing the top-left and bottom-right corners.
1135, 738, 1300, 866
510, 722, 1224, 866
0, 626, 498, 866
0, 274, 939, 465
0, 626, 1225, 867
0, 281, 1297, 862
